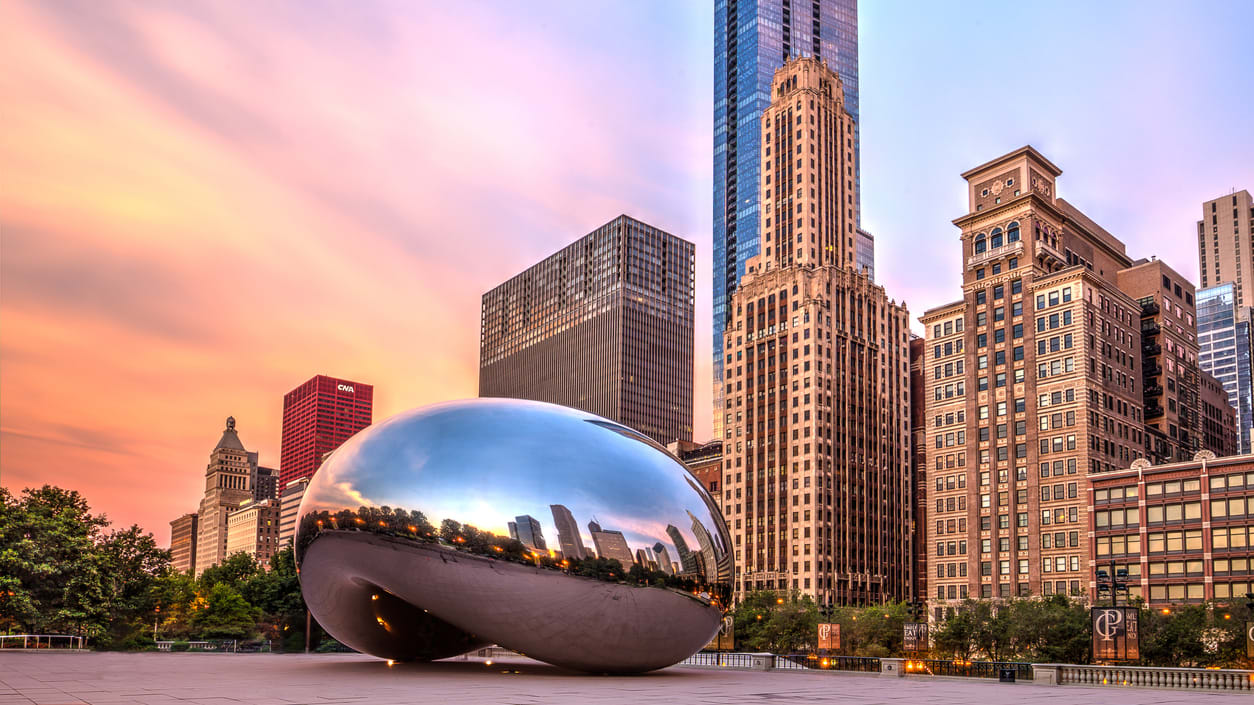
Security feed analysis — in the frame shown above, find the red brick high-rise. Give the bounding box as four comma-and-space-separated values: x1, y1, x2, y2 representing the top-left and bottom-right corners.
279, 375, 373, 488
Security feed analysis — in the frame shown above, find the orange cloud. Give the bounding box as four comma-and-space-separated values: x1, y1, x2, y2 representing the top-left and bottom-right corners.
0, 1, 714, 544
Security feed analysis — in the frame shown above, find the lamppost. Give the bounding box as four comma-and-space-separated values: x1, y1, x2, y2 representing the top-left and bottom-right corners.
1095, 560, 1129, 606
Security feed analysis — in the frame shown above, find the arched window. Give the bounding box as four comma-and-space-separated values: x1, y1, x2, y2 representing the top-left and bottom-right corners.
990, 228, 1004, 249
1007, 221, 1020, 242
974, 233, 987, 254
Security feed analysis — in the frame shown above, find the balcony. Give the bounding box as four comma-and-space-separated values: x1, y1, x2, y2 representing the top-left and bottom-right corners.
1140, 300, 1161, 316
1142, 342, 1162, 355
1143, 385, 1163, 397
966, 240, 1024, 269
1141, 320, 1161, 336
1145, 404, 1165, 419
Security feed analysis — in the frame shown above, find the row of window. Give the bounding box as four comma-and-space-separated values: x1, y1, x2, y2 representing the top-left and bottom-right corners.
972, 223, 1021, 254
973, 279, 1024, 304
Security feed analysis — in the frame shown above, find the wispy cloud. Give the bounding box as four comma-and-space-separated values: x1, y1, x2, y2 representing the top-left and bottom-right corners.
0, 0, 712, 542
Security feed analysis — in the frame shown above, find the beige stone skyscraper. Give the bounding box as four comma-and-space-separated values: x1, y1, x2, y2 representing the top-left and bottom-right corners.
722, 57, 912, 606
1197, 189, 1254, 307
195, 417, 257, 576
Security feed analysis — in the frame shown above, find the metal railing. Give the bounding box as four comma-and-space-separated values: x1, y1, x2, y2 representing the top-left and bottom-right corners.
681, 652, 760, 668
155, 639, 250, 652
0, 635, 85, 650
915, 659, 1034, 681
1054, 664, 1253, 692
780, 654, 882, 672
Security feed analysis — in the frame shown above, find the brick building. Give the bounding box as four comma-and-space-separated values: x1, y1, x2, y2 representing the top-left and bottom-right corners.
919, 146, 1234, 617
1089, 453, 1254, 605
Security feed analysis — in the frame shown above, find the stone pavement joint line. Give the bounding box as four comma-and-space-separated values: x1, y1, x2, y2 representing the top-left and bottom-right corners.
0, 652, 1246, 704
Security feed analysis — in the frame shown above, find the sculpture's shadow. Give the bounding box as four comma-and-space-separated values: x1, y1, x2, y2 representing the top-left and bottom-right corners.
314, 654, 693, 679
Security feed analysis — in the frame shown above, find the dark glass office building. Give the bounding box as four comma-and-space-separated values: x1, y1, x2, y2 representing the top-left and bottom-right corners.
1198, 283, 1254, 453
479, 215, 694, 445
712, 0, 860, 436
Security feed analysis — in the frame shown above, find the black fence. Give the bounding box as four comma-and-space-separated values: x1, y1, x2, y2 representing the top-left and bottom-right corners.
682, 652, 760, 668
778, 654, 882, 672
913, 659, 1034, 681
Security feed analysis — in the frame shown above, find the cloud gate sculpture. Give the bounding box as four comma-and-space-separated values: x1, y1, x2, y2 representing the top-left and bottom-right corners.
294, 399, 732, 673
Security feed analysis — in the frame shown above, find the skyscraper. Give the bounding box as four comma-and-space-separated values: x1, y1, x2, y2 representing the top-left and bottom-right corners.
1114, 258, 1203, 463
1198, 283, 1254, 453
252, 465, 278, 503
1197, 189, 1253, 307
713, 0, 860, 438
510, 514, 546, 552
169, 513, 198, 576
723, 58, 912, 606
666, 524, 700, 575
479, 215, 695, 445
550, 504, 588, 559
587, 519, 635, 569
279, 375, 373, 488
920, 146, 1236, 616
652, 542, 675, 576
195, 417, 257, 576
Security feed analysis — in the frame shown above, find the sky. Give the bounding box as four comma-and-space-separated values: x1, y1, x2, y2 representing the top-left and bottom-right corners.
2, 0, 1251, 545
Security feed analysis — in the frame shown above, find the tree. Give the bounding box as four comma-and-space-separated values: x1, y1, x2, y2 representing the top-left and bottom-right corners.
932, 601, 979, 659
732, 591, 819, 653
189, 583, 260, 640
0, 486, 109, 636
240, 547, 311, 648
151, 570, 198, 641
199, 552, 259, 590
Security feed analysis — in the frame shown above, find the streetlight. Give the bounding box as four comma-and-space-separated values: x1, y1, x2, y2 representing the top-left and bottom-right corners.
1095, 560, 1130, 606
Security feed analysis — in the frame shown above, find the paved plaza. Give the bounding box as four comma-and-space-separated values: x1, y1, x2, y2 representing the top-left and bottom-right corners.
0, 652, 1247, 705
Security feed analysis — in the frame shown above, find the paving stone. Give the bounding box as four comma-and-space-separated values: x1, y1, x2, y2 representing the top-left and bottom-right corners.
0, 652, 1248, 704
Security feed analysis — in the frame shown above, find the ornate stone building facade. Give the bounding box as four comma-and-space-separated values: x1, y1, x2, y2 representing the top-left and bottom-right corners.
722, 58, 911, 606
920, 147, 1238, 617
195, 417, 257, 576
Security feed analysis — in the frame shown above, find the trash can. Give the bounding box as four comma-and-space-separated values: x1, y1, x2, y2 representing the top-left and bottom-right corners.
999, 668, 1016, 683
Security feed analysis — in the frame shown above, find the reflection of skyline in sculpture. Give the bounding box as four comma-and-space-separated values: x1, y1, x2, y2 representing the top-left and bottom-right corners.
294, 399, 734, 672
667, 524, 700, 575
588, 518, 635, 568
652, 541, 674, 576
510, 514, 546, 551
550, 504, 588, 559
688, 511, 720, 582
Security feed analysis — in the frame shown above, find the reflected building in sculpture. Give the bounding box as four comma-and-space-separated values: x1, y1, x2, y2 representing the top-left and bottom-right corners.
550, 504, 588, 559
293, 399, 731, 673
587, 519, 635, 568
509, 515, 546, 551
667, 524, 700, 575
479, 215, 695, 445
652, 542, 675, 576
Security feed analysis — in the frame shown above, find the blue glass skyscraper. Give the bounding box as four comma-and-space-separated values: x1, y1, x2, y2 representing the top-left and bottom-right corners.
1197, 283, 1254, 453
712, 0, 860, 436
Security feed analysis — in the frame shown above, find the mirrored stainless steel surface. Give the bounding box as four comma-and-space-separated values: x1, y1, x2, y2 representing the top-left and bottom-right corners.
295, 398, 732, 673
